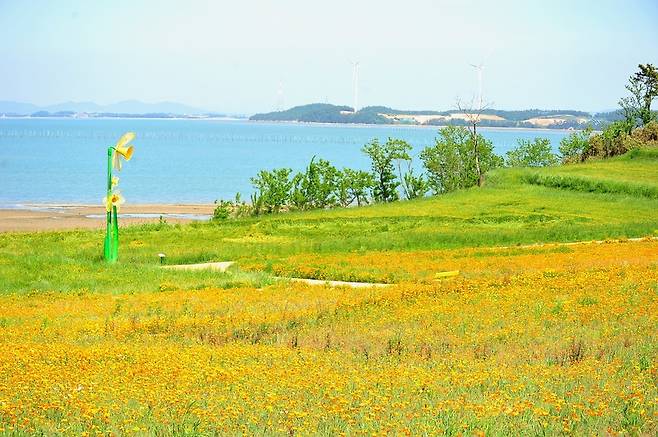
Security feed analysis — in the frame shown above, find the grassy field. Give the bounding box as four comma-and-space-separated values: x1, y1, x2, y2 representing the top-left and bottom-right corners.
520, 148, 658, 199
0, 149, 657, 435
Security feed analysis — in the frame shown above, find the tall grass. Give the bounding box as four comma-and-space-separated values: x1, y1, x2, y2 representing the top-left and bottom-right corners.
521, 173, 658, 198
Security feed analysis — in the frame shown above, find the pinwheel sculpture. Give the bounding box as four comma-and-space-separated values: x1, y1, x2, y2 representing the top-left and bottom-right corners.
103, 132, 135, 262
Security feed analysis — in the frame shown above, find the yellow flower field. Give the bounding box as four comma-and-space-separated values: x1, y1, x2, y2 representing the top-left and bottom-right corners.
0, 240, 656, 435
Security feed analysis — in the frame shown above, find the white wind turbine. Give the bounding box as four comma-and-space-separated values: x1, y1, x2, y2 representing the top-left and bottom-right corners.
276, 80, 284, 111
469, 49, 492, 110
469, 62, 484, 110
351, 61, 360, 113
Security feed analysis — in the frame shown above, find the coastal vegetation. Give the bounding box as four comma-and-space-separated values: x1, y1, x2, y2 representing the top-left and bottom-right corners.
250, 104, 602, 128
249, 104, 654, 130
250, 65, 656, 130
215, 121, 656, 218
1, 145, 657, 434
226, 65, 658, 218
1, 64, 657, 435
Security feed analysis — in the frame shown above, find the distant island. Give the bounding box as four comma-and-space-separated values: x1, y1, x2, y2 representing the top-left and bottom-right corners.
251, 103, 625, 129
1, 100, 628, 128
0, 100, 246, 120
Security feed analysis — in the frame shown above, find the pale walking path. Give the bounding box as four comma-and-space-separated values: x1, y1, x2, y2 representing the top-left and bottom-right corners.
284, 277, 391, 288
160, 236, 657, 288
161, 261, 390, 288
162, 261, 235, 272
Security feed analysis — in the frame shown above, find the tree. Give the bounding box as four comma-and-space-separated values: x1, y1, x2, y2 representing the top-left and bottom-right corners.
584, 121, 634, 160
420, 126, 502, 194
290, 157, 339, 210
402, 166, 429, 199
619, 63, 658, 128
361, 138, 412, 202
506, 137, 558, 167
558, 127, 592, 163
456, 98, 492, 186
250, 168, 293, 213
334, 168, 374, 207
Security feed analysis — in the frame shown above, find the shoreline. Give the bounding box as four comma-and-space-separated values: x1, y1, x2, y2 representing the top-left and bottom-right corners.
0, 203, 216, 233
236, 119, 583, 133
1, 116, 582, 133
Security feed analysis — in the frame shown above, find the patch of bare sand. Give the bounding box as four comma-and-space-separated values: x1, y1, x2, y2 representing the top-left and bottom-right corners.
0, 204, 215, 233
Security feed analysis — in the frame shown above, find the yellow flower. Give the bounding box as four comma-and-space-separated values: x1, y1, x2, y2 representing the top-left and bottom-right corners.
103, 191, 125, 212
112, 132, 135, 171
111, 176, 119, 188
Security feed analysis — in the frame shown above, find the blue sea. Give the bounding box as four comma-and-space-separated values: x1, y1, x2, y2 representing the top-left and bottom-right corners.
0, 118, 569, 205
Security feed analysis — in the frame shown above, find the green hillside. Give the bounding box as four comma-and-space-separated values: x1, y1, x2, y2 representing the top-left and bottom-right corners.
249, 103, 597, 128
1, 148, 657, 294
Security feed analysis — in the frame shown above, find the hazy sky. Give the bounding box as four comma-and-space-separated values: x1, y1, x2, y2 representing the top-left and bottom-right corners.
1, 0, 657, 114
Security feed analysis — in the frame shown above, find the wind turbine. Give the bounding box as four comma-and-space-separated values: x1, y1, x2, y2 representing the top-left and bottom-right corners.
469, 49, 492, 110
351, 61, 360, 113
469, 62, 484, 110
276, 80, 284, 111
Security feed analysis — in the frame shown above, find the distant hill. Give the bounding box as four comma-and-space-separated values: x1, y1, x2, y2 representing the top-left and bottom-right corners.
0, 100, 229, 117
251, 103, 603, 129
0, 101, 41, 114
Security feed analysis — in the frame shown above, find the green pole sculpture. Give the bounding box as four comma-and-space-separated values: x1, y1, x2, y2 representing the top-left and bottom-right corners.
103, 132, 135, 263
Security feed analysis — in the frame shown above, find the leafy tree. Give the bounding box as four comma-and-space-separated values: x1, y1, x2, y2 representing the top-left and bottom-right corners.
335, 168, 374, 207
558, 127, 593, 163
420, 126, 502, 194
212, 199, 232, 220
362, 138, 412, 202
506, 137, 558, 167
402, 166, 429, 199
290, 157, 339, 210
619, 63, 658, 128
456, 98, 491, 186
584, 121, 635, 160
250, 168, 293, 213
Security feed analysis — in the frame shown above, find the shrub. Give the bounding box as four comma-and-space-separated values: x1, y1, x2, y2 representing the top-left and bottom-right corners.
402, 166, 429, 199
290, 157, 339, 210
629, 120, 658, 146
420, 126, 502, 194
559, 127, 592, 163
506, 137, 558, 167
584, 120, 635, 160
335, 168, 374, 207
212, 194, 253, 220
362, 138, 412, 202
250, 168, 293, 213
212, 200, 232, 220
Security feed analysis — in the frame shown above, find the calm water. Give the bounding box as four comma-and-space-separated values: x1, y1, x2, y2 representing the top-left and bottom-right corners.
0, 118, 569, 205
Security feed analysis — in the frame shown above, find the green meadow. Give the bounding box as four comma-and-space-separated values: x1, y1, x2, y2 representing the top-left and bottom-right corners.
1, 148, 656, 294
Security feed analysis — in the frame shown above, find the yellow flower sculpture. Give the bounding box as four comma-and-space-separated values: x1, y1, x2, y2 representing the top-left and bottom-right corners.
104, 132, 136, 263
112, 132, 135, 171
103, 191, 125, 212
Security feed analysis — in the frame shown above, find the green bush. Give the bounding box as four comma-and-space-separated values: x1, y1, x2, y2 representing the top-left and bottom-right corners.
290, 157, 339, 210
212, 200, 232, 220
506, 137, 558, 167
250, 168, 293, 213
420, 125, 502, 194
559, 128, 592, 163
335, 168, 374, 207
584, 121, 635, 160
362, 138, 412, 202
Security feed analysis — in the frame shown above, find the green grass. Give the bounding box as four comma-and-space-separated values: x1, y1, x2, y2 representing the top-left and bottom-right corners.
520, 147, 658, 197
1, 148, 657, 294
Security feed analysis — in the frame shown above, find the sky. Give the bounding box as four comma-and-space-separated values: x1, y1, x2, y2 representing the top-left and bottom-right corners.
1, 0, 657, 114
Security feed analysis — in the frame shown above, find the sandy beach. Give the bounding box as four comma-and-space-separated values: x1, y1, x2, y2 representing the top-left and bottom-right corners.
0, 204, 215, 232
